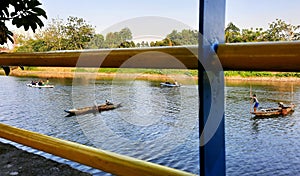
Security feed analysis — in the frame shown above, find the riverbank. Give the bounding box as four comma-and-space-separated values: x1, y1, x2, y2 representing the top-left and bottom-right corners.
4, 67, 198, 84
224, 75, 300, 82
0, 142, 91, 176
3, 68, 300, 83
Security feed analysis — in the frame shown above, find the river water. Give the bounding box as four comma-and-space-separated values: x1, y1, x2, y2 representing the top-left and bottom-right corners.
0, 76, 300, 175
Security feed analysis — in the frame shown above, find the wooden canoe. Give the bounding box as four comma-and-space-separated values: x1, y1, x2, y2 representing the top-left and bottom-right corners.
251, 103, 295, 118
64, 103, 121, 117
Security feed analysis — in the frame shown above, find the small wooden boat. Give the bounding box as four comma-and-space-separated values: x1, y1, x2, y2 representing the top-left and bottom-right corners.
27, 83, 54, 88
160, 82, 180, 87
251, 103, 295, 118
64, 103, 122, 117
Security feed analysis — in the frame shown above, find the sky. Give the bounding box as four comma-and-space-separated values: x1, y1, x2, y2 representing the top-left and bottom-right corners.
39, 0, 200, 35
6, 0, 300, 42
38, 0, 300, 33
225, 0, 300, 29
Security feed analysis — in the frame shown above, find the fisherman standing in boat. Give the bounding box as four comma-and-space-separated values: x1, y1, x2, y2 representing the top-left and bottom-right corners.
251, 94, 259, 112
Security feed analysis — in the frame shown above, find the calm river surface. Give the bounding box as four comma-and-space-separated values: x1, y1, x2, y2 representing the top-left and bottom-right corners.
1, 76, 300, 175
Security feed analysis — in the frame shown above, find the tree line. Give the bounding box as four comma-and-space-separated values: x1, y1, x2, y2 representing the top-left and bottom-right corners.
15, 17, 300, 52
225, 19, 300, 43
13, 16, 198, 52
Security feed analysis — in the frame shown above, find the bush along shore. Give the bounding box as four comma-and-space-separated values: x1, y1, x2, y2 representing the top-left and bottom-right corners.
1, 68, 300, 82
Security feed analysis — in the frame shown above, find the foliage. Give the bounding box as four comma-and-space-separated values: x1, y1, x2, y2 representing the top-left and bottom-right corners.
0, 0, 47, 44
225, 19, 300, 43
225, 22, 242, 43
167, 29, 198, 45
15, 16, 95, 52
146, 29, 198, 47
118, 41, 135, 48
16, 17, 300, 53
64, 16, 95, 50
39, 18, 66, 51
264, 19, 300, 41
88, 34, 105, 49
104, 27, 132, 48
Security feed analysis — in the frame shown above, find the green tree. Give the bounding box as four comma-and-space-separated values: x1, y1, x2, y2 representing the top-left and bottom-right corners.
41, 18, 66, 50
240, 28, 265, 42
88, 34, 105, 49
118, 41, 135, 48
104, 28, 133, 48
225, 22, 242, 43
264, 19, 300, 41
63, 16, 95, 50
14, 17, 96, 52
104, 32, 118, 48
225, 19, 300, 43
119, 27, 132, 41
167, 29, 198, 45
0, 0, 47, 44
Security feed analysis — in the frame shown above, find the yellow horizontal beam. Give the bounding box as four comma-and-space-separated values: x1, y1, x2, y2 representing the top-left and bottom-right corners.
0, 47, 198, 69
218, 41, 300, 71
0, 123, 195, 176
1, 41, 300, 71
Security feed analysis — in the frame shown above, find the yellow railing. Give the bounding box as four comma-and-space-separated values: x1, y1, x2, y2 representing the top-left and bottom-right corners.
1, 42, 300, 71
0, 123, 195, 176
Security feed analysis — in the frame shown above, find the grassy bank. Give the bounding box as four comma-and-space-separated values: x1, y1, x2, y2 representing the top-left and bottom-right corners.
3, 67, 198, 84
224, 71, 300, 78
2, 68, 300, 83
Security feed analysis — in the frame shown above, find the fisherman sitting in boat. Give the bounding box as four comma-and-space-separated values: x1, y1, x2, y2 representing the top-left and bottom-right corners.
106, 99, 113, 105
174, 80, 179, 86
278, 102, 285, 108
38, 80, 44, 86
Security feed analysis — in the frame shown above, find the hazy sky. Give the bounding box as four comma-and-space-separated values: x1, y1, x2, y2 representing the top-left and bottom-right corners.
39, 0, 300, 33
40, 0, 199, 34
226, 0, 300, 29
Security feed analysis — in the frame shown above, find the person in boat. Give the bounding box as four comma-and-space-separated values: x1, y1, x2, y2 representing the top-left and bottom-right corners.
174, 80, 179, 86
251, 94, 259, 112
106, 99, 113, 105
278, 102, 285, 108
38, 80, 44, 86
31, 81, 37, 85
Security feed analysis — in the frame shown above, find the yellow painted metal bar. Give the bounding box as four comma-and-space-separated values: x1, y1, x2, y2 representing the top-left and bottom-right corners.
0, 46, 198, 69
0, 123, 195, 176
1, 41, 300, 71
217, 41, 300, 71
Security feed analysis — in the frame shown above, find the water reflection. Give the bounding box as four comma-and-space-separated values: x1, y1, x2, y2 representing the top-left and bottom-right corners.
0, 76, 199, 175
2, 76, 300, 175
226, 80, 300, 176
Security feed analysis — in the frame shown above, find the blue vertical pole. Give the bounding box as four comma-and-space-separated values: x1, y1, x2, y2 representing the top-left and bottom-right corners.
199, 0, 226, 176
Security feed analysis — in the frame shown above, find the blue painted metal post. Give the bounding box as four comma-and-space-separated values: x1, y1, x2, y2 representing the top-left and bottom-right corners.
199, 0, 226, 176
